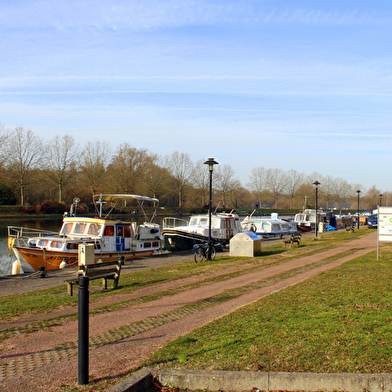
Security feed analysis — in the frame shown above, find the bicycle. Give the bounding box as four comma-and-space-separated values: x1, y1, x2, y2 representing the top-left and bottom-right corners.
193, 243, 216, 263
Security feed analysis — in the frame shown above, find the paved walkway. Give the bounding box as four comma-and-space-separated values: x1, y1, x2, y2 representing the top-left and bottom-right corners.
0, 231, 378, 392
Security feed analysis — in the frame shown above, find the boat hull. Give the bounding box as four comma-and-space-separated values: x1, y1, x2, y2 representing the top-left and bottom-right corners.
13, 246, 162, 271
163, 230, 216, 252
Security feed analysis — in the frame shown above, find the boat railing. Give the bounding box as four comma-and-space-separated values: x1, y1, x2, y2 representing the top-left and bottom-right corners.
8, 226, 60, 247
162, 217, 189, 229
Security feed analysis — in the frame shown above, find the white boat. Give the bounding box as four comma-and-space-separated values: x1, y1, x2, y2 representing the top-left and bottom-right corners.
8, 194, 168, 272
162, 211, 242, 251
241, 212, 298, 239
294, 209, 353, 232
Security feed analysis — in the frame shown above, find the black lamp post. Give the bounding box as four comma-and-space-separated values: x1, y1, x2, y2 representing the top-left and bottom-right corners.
313, 181, 321, 238
356, 190, 361, 229
204, 158, 219, 260
379, 194, 383, 207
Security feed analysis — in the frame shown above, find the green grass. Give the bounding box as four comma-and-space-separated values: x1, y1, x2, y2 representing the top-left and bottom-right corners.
144, 242, 392, 374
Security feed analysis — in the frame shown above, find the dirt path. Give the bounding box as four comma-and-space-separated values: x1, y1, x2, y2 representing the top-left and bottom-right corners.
0, 231, 378, 392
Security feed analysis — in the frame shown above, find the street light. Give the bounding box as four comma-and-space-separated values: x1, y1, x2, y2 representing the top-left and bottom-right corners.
356, 190, 361, 229
203, 158, 219, 260
379, 194, 383, 207
313, 181, 321, 238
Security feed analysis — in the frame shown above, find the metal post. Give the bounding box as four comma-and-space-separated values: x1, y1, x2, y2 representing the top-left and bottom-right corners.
356, 190, 361, 229
204, 158, 219, 260
78, 276, 89, 386
208, 169, 212, 259
313, 181, 320, 239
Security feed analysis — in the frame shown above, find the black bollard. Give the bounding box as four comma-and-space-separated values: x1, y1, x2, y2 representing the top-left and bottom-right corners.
38, 266, 46, 278
78, 276, 89, 386
119, 255, 125, 266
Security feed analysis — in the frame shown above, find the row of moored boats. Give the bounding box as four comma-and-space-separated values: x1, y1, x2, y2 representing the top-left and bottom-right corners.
7, 195, 353, 274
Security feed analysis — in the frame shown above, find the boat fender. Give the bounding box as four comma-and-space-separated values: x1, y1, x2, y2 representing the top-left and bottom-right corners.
59, 260, 67, 269
8, 237, 15, 250
150, 228, 159, 234
12, 260, 21, 275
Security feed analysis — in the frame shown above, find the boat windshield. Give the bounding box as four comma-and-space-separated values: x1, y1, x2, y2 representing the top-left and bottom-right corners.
295, 214, 304, 222
60, 222, 103, 236
190, 217, 208, 226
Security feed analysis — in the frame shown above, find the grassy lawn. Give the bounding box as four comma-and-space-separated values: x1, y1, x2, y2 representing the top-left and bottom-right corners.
144, 233, 392, 374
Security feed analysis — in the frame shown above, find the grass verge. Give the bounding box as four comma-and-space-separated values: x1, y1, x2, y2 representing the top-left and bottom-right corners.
143, 238, 392, 374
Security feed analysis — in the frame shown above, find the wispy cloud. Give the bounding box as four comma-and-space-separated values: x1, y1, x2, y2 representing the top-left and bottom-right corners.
0, 1, 385, 33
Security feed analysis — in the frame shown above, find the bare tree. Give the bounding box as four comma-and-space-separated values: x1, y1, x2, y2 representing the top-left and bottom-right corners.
80, 141, 112, 197
191, 159, 210, 207
107, 143, 152, 197
247, 166, 267, 208
215, 164, 238, 209
285, 169, 304, 209
0, 122, 9, 168
44, 134, 79, 202
164, 151, 193, 208
6, 126, 43, 205
320, 175, 334, 209
331, 178, 352, 210
266, 168, 288, 208
364, 185, 382, 210
142, 155, 172, 202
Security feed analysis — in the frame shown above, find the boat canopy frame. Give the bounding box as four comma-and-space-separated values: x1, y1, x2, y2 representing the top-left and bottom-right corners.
93, 194, 159, 222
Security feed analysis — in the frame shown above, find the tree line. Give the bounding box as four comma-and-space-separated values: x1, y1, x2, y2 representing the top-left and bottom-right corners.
0, 123, 387, 212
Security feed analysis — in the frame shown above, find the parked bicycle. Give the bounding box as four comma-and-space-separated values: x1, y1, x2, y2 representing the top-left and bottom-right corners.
193, 243, 217, 263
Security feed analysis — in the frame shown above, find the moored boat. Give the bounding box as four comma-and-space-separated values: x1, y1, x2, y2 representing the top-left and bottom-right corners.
8, 194, 168, 272
241, 212, 298, 239
161, 211, 242, 251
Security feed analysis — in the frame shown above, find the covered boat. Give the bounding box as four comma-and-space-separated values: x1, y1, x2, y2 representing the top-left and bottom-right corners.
8, 194, 168, 272
161, 211, 242, 251
241, 212, 298, 239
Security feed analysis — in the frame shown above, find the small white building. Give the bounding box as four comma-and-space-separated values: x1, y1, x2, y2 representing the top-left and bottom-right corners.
229, 232, 262, 257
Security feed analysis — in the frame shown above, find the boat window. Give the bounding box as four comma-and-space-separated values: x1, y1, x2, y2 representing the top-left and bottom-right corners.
38, 240, 49, 247
87, 223, 102, 235
211, 217, 221, 228
189, 217, 198, 225
117, 226, 124, 237
272, 224, 280, 231
199, 218, 208, 226
104, 225, 115, 236
73, 223, 87, 234
28, 239, 37, 247
50, 241, 63, 248
143, 242, 151, 248
86, 241, 101, 250
124, 225, 132, 237
152, 241, 159, 247
60, 223, 73, 235
305, 215, 315, 222
282, 224, 289, 230
262, 222, 270, 229
67, 243, 80, 250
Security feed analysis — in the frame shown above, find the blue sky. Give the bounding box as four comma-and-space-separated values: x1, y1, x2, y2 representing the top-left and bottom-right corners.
1, 1, 392, 192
